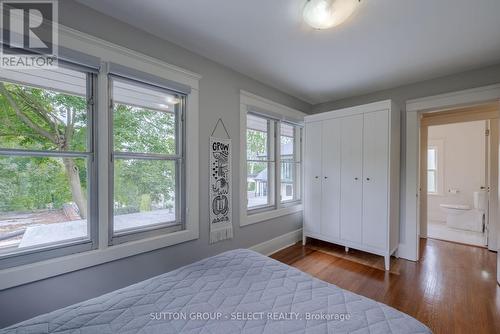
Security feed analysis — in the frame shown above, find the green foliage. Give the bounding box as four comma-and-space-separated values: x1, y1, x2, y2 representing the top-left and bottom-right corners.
0, 157, 75, 212
113, 104, 176, 154
246, 129, 267, 160
0, 78, 273, 216
139, 194, 152, 212
112, 104, 177, 214
246, 129, 267, 178
247, 182, 256, 192
114, 159, 175, 214
0, 80, 177, 216
0, 82, 88, 213
0, 83, 87, 151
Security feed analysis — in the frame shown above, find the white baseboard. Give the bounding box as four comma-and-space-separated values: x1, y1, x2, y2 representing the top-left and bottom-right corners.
249, 228, 302, 256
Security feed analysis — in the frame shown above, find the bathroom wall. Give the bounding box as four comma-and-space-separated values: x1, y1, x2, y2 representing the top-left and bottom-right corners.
427, 121, 487, 222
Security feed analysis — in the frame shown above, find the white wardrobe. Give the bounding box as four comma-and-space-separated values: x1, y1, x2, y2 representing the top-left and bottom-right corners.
303, 100, 400, 270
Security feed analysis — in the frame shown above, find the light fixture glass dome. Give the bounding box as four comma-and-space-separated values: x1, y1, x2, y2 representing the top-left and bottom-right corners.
303, 0, 360, 30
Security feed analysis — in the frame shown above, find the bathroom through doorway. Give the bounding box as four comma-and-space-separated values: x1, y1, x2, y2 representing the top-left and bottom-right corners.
419, 103, 500, 248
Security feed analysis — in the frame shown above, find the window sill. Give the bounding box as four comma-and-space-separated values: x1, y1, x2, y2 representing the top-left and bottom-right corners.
0, 228, 198, 290
241, 204, 302, 227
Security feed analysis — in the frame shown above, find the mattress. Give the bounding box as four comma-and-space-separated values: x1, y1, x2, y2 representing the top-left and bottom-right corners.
1, 249, 431, 334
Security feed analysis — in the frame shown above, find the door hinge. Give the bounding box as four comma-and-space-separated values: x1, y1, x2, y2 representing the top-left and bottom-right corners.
485, 129, 490, 136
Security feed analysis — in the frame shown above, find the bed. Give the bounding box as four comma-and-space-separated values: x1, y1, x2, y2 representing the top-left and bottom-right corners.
1, 249, 431, 333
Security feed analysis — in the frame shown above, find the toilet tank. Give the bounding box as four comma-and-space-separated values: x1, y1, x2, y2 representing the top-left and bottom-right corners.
473, 190, 487, 210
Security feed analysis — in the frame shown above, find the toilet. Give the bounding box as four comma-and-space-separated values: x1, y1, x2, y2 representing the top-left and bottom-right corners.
439, 191, 486, 232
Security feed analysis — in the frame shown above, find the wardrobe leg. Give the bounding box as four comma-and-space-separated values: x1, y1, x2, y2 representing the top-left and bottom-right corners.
345, 246, 349, 253
384, 255, 390, 271
302, 235, 306, 246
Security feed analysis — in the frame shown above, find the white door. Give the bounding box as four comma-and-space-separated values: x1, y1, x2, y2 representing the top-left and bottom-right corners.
362, 110, 389, 250
492, 120, 500, 285
487, 120, 499, 252
304, 121, 322, 234
321, 118, 341, 239
340, 114, 363, 243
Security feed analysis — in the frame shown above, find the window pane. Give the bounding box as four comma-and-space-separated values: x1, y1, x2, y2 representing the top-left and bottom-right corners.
281, 161, 296, 202
428, 148, 436, 170
247, 161, 274, 208
246, 114, 269, 160
0, 156, 89, 253
0, 68, 88, 152
428, 170, 436, 193
281, 123, 294, 162
112, 78, 179, 155
114, 159, 177, 233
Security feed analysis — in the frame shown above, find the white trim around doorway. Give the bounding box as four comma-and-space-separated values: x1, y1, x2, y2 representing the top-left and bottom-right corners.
403, 84, 500, 261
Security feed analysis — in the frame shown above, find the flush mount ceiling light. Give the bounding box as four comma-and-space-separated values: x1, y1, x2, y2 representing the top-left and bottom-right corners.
303, 0, 361, 30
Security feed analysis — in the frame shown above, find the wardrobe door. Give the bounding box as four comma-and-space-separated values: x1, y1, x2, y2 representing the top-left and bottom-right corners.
320, 118, 341, 239
362, 110, 389, 250
340, 114, 363, 243
304, 121, 322, 234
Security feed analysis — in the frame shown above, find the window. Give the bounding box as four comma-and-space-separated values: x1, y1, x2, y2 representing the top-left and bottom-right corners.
0, 36, 200, 289
427, 146, 437, 193
110, 77, 185, 244
280, 123, 301, 203
0, 64, 97, 267
246, 114, 275, 210
246, 113, 302, 214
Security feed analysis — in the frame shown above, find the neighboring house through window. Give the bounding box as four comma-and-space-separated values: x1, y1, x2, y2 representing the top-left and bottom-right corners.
246, 115, 302, 211
240, 90, 305, 226
280, 123, 301, 203
246, 113, 275, 210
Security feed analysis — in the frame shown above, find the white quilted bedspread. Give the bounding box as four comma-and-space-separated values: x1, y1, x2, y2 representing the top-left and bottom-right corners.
1, 249, 431, 333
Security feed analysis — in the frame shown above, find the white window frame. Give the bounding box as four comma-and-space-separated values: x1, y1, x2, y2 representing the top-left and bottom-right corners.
240, 91, 305, 226
279, 123, 302, 204
246, 113, 276, 211
108, 76, 186, 245
0, 24, 200, 290
0, 63, 99, 269
427, 139, 444, 196
427, 147, 438, 194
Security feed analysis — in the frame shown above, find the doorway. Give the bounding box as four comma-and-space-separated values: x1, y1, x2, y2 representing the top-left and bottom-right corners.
419, 103, 499, 248
425, 120, 488, 246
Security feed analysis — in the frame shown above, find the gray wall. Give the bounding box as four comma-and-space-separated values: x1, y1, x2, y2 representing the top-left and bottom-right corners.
313, 63, 500, 113
0, 1, 310, 328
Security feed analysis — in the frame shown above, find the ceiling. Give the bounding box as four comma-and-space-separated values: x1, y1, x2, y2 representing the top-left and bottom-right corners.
77, 0, 500, 104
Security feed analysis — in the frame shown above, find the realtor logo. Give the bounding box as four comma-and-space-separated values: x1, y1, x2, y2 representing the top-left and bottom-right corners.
0, 0, 58, 68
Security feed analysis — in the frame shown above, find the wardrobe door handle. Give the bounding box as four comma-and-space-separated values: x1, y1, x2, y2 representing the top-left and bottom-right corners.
366, 177, 371, 181
315, 176, 319, 179
324, 176, 328, 179
354, 177, 358, 180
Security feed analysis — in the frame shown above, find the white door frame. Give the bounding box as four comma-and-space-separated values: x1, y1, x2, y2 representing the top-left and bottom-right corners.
402, 84, 500, 262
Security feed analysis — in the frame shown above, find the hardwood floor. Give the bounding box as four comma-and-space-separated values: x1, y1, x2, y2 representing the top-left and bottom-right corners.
270, 238, 500, 334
